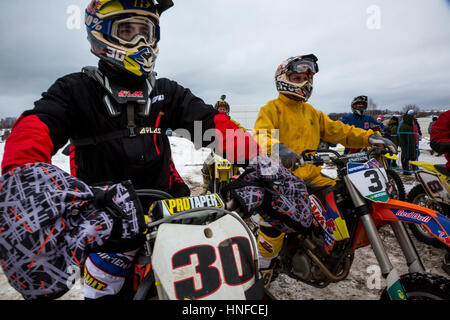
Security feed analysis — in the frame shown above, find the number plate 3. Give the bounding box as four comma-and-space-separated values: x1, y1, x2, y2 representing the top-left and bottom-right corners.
347, 159, 390, 203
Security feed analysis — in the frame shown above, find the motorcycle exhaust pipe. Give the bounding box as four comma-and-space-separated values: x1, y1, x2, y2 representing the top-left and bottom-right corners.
303, 238, 351, 282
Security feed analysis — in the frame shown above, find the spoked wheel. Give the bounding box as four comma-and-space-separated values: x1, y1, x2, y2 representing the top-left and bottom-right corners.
386, 169, 406, 201
381, 273, 450, 300
407, 184, 448, 248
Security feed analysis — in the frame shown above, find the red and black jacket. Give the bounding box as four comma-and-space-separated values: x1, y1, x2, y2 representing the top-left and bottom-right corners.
1, 62, 259, 196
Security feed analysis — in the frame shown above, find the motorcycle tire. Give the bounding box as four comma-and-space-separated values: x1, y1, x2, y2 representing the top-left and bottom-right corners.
386, 169, 406, 201
380, 272, 450, 300
407, 184, 448, 248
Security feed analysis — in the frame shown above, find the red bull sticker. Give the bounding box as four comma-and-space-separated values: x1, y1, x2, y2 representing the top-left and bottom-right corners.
310, 195, 336, 253
392, 209, 450, 246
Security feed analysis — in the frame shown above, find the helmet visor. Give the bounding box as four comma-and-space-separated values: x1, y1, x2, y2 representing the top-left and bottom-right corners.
111, 16, 156, 47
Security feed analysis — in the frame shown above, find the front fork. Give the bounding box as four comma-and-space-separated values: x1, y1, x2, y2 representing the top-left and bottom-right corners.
344, 176, 426, 300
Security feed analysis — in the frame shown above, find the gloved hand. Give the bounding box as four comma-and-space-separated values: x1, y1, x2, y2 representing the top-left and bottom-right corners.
368, 134, 398, 154
91, 180, 147, 242
0, 163, 147, 300
274, 143, 302, 171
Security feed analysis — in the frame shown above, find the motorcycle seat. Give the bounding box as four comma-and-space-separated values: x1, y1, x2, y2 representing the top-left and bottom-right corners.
434, 164, 450, 177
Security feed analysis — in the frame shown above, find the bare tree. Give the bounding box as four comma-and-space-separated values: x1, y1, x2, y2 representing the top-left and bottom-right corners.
366, 97, 378, 116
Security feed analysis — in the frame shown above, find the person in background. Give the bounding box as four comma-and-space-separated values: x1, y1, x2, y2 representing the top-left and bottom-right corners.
376, 115, 384, 124
429, 116, 438, 135
201, 95, 247, 193
384, 116, 400, 167
398, 110, 418, 174
340, 96, 386, 154
430, 110, 450, 174
428, 116, 439, 156
214, 94, 230, 115
412, 110, 422, 157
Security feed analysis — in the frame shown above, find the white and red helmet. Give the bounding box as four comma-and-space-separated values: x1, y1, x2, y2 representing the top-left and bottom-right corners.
275, 54, 319, 101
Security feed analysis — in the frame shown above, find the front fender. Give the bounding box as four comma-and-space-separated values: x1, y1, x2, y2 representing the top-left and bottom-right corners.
371, 199, 450, 247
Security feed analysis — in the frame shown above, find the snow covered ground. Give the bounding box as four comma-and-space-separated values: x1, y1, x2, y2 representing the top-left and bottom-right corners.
0, 137, 448, 300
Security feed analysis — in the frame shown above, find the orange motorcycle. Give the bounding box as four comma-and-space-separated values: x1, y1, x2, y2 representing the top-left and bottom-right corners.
260, 147, 450, 300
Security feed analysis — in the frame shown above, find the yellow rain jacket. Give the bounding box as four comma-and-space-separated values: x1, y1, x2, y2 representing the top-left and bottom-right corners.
253, 94, 373, 186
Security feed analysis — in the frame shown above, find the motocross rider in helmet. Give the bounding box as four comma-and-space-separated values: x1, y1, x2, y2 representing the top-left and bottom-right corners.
252, 54, 396, 274
340, 95, 386, 153
0, 0, 259, 300
214, 94, 230, 115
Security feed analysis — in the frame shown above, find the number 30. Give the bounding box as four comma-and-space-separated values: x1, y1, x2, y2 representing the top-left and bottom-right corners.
171, 237, 254, 300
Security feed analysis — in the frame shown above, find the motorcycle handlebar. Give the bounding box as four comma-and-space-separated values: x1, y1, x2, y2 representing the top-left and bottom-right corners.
135, 189, 241, 226
297, 146, 391, 168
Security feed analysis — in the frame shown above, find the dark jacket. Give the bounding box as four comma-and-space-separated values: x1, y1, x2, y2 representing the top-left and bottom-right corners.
385, 117, 399, 146
398, 114, 416, 160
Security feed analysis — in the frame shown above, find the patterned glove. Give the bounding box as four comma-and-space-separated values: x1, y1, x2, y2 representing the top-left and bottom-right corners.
0, 163, 145, 299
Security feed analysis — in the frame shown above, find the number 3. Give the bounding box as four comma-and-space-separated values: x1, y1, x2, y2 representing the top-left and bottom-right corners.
364, 170, 383, 192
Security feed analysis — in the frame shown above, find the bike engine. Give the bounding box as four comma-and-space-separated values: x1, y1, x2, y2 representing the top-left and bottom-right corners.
287, 227, 346, 286
287, 232, 327, 283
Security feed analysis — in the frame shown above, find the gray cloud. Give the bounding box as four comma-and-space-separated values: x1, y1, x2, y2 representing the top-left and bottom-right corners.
1, 0, 449, 119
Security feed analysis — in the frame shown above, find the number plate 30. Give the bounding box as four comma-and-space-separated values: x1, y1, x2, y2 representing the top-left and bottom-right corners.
151, 214, 257, 300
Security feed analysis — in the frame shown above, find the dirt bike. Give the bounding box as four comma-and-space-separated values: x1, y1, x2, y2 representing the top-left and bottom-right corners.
130, 189, 269, 300
406, 160, 450, 247
256, 147, 450, 300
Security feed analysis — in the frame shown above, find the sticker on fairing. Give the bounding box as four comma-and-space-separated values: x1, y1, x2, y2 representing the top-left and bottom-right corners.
391, 209, 450, 246
149, 194, 224, 219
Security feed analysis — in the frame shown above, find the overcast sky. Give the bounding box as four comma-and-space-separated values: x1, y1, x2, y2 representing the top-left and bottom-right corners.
1, 0, 450, 121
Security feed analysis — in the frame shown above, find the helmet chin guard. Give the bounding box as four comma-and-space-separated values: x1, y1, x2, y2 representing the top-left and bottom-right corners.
351, 95, 368, 116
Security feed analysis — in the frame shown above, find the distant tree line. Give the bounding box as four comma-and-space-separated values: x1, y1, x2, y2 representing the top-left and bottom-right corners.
328, 103, 444, 121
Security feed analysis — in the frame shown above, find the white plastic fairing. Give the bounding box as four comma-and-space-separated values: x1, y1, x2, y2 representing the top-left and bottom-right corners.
152, 214, 257, 300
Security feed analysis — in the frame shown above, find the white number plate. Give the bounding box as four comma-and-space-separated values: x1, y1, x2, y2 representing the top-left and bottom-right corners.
347, 159, 389, 203
416, 170, 447, 199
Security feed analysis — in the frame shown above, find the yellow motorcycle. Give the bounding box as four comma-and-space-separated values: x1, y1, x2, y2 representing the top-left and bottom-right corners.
407, 160, 450, 247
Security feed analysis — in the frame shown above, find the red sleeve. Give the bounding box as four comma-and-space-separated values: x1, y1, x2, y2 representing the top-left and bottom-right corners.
213, 113, 260, 163
1, 115, 53, 174
431, 110, 450, 143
